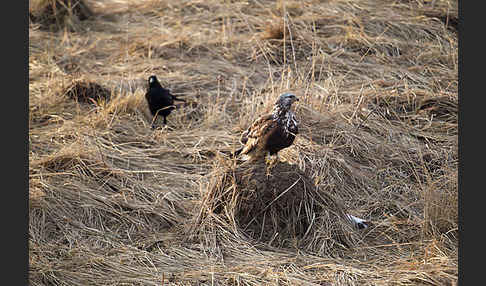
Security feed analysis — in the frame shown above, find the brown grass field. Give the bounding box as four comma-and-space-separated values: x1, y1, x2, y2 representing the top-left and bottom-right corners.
29, 0, 458, 285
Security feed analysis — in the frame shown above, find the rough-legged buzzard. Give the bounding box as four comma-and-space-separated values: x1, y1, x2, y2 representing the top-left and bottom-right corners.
234, 93, 299, 162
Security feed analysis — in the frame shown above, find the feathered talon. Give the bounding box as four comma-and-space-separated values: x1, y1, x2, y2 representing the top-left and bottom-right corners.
265, 153, 279, 175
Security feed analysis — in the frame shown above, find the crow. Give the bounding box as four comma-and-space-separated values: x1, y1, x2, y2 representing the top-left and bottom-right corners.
145, 75, 185, 128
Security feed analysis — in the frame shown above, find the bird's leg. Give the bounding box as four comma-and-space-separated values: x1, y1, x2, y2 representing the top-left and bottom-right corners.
151, 114, 158, 129
265, 152, 279, 175
162, 116, 174, 131
265, 153, 279, 166
265, 152, 272, 165
265, 157, 272, 178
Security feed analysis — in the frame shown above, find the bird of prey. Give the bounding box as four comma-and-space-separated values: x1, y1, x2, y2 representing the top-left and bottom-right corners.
145, 75, 185, 128
234, 93, 299, 164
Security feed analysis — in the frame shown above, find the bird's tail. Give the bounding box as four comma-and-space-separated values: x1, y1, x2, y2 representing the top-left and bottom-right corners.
173, 95, 186, 102
231, 147, 243, 158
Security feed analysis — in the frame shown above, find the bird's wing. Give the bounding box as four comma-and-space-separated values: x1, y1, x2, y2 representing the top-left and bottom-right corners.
239, 114, 274, 156
240, 114, 272, 144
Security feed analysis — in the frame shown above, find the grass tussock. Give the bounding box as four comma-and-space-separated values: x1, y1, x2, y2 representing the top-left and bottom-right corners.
29, 0, 457, 284
29, 0, 93, 31
190, 158, 359, 257
63, 78, 111, 104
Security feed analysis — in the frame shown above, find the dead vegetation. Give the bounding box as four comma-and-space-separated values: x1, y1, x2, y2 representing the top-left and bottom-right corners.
29, 0, 93, 31
29, 0, 458, 285
189, 159, 359, 258
62, 78, 111, 104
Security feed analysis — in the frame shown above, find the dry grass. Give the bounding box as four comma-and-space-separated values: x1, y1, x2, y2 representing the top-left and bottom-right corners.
29, 0, 458, 285
189, 159, 359, 258
29, 0, 93, 31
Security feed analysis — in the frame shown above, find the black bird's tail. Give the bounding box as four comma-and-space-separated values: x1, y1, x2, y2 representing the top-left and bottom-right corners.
231, 147, 243, 158
173, 96, 186, 102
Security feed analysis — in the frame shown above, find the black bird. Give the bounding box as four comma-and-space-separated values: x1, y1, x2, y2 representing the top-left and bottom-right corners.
145, 75, 185, 127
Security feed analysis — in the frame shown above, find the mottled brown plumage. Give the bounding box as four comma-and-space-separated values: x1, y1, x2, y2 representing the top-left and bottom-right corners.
234, 93, 299, 162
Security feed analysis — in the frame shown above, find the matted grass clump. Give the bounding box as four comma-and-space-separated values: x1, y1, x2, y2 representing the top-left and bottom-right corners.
62, 78, 111, 105
29, 0, 93, 31
190, 158, 360, 257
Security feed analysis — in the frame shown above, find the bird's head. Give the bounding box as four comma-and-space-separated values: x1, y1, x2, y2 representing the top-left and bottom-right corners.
148, 75, 160, 88
276, 93, 299, 110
